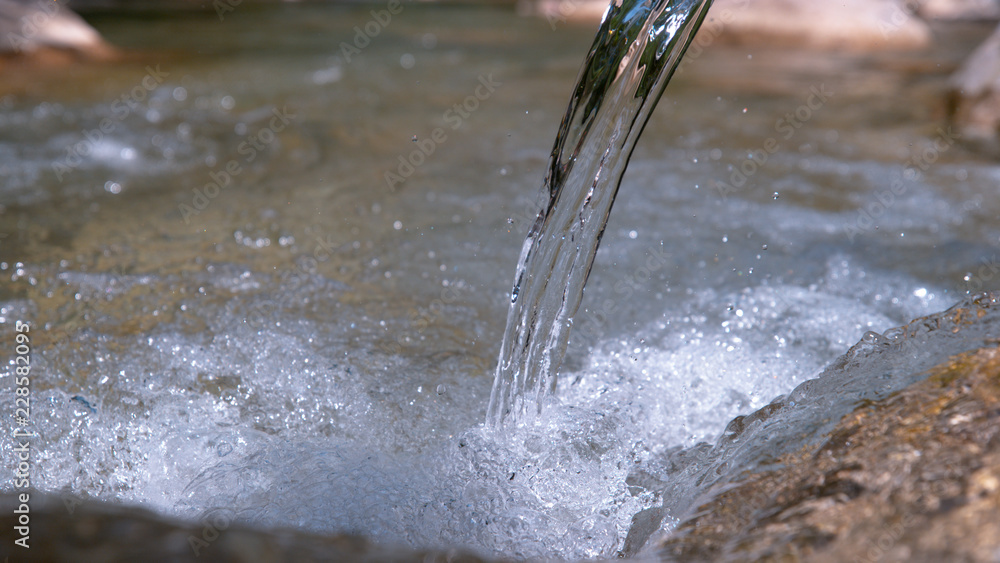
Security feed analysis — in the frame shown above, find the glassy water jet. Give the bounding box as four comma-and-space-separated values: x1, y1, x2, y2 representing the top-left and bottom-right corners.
488, 0, 714, 428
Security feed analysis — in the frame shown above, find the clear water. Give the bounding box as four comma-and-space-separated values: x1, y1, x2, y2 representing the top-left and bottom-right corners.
488, 0, 713, 428
1, 4, 998, 561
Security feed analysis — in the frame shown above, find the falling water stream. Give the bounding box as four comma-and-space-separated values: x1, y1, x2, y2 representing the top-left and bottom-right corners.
489, 0, 713, 428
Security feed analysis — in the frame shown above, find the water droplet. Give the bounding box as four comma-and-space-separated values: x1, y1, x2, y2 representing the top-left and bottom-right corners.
772, 192, 779, 200
393, 221, 403, 230
400, 53, 416, 69
436, 384, 446, 395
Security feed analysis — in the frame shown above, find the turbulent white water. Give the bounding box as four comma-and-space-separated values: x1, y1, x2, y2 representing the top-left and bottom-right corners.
1, 3, 998, 561
4, 268, 997, 559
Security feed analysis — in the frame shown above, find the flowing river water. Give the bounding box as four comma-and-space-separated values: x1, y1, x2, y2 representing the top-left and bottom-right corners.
1, 2, 999, 560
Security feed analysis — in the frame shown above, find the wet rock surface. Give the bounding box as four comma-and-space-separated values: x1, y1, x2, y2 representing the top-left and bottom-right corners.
0, 492, 503, 563
658, 345, 1000, 563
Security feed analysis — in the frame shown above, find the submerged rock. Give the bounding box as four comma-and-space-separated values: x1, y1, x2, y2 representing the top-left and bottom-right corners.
949, 22, 1000, 142
658, 345, 1000, 562
0, 0, 113, 64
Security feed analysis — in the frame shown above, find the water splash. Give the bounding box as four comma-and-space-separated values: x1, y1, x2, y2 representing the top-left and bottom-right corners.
487, 0, 714, 427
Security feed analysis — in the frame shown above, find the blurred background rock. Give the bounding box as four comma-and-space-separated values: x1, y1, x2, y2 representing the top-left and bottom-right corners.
4, 0, 1000, 141
0, 0, 114, 62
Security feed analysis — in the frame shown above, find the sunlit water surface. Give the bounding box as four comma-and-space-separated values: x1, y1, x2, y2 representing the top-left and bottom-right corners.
1, 5, 998, 560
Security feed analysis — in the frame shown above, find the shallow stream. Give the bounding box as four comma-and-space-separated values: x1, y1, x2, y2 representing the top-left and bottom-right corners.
1, 4, 999, 560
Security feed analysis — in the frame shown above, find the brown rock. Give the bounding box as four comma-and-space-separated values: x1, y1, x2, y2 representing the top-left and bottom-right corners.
521, 0, 933, 50
918, 0, 1000, 20
658, 346, 1000, 562
949, 22, 1000, 142
703, 0, 931, 51
0, 0, 115, 64
0, 492, 503, 563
